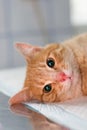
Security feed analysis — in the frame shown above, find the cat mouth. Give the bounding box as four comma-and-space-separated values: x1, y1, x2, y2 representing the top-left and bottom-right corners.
56, 72, 72, 82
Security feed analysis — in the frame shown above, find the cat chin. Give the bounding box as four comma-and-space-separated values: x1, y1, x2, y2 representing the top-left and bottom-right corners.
63, 70, 82, 99
62, 68, 81, 91
61, 76, 72, 90
72, 70, 81, 89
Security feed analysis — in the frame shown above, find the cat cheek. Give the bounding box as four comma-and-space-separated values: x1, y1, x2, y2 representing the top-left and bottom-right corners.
42, 92, 57, 102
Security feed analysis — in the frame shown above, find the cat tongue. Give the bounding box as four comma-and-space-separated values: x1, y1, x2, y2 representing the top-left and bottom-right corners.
56, 72, 70, 82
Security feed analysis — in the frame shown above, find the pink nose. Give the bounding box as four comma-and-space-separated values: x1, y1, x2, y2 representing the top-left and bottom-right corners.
56, 72, 71, 82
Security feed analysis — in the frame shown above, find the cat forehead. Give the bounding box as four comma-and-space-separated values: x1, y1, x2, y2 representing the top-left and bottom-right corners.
29, 43, 63, 61
26, 43, 65, 75
27, 43, 65, 71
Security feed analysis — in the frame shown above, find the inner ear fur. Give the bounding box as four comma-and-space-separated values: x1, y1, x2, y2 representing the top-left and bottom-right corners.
15, 43, 42, 61
9, 87, 30, 105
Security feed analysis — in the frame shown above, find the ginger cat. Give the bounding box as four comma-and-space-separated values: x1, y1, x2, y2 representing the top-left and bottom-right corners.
9, 33, 87, 105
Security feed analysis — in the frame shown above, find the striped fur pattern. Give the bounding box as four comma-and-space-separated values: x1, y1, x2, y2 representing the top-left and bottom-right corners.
9, 34, 87, 105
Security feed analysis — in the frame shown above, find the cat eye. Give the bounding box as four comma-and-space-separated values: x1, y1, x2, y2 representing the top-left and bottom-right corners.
43, 84, 52, 93
46, 58, 55, 68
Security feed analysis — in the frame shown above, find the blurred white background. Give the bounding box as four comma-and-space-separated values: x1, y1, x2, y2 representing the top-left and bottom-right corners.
0, 0, 87, 69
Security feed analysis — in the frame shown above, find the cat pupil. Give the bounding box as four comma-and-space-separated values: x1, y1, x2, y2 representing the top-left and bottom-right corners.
47, 58, 55, 68
43, 84, 52, 93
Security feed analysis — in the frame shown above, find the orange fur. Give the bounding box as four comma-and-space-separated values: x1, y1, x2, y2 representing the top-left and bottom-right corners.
9, 33, 87, 105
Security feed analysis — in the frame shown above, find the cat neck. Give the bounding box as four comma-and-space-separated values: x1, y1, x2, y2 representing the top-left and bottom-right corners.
64, 41, 87, 95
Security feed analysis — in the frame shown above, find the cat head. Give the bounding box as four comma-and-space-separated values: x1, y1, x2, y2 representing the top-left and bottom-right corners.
9, 42, 81, 105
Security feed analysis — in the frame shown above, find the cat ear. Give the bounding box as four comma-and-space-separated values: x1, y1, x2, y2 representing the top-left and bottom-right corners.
15, 43, 42, 61
9, 87, 32, 105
